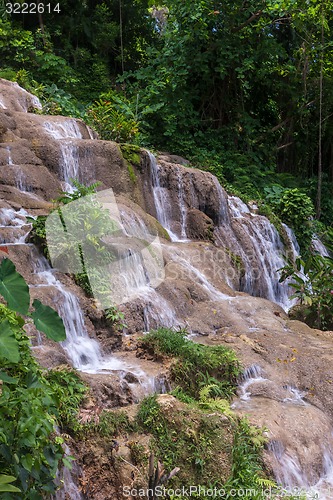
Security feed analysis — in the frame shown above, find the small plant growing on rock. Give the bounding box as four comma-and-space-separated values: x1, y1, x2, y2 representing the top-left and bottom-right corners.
147, 453, 180, 500
140, 328, 240, 399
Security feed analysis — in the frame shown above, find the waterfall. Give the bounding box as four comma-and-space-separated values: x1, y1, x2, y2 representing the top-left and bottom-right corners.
233, 364, 333, 499
312, 236, 330, 257
54, 444, 83, 500
30, 254, 103, 371
0, 205, 157, 394
236, 364, 267, 401
228, 195, 250, 218
269, 441, 333, 498
147, 152, 299, 309
44, 120, 84, 188
168, 250, 231, 301
149, 151, 180, 241
15, 168, 30, 192
216, 213, 299, 310
31, 252, 156, 390
4, 92, 330, 498
6, 146, 13, 165
44, 120, 83, 140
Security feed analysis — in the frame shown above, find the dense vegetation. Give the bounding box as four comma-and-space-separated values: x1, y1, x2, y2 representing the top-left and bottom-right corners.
0, 258, 87, 496
1, 0, 333, 225
1, 1, 333, 495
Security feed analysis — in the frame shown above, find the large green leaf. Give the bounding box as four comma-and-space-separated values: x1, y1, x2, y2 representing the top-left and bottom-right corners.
0, 320, 20, 363
0, 475, 21, 493
0, 259, 30, 315
0, 371, 18, 384
31, 300, 66, 342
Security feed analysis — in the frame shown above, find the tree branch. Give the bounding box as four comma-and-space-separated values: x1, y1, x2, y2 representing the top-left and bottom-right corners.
232, 10, 263, 32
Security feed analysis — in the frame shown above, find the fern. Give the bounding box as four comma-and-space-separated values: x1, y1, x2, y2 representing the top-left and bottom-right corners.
198, 385, 235, 419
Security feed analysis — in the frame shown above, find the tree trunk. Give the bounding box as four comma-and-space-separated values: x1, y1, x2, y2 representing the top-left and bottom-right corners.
316, 7, 324, 219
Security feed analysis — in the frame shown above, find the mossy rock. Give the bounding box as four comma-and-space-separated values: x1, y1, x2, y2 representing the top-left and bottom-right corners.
120, 143, 141, 167
119, 143, 142, 184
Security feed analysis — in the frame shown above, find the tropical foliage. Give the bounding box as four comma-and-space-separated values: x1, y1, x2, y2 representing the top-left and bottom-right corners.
0, 257, 81, 496
1, 0, 333, 232
279, 229, 333, 329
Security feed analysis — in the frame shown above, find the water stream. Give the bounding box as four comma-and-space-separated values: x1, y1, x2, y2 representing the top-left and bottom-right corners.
233, 364, 333, 499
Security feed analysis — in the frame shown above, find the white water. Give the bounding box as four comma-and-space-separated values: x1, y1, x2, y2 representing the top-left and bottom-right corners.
244, 217, 290, 306
169, 250, 231, 301
227, 195, 251, 218
0, 202, 157, 393
234, 365, 333, 499
312, 237, 330, 257
15, 168, 30, 192
148, 152, 299, 309
176, 167, 188, 239
236, 364, 267, 402
149, 151, 180, 241
282, 385, 307, 405
44, 120, 83, 186
269, 440, 333, 499
44, 120, 83, 140
216, 216, 299, 310
282, 223, 300, 261
54, 444, 83, 500
6, 146, 13, 165
31, 254, 151, 386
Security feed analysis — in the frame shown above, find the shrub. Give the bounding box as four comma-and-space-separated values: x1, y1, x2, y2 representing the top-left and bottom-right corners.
140, 328, 240, 399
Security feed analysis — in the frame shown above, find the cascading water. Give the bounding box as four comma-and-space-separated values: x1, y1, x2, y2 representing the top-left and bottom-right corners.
6, 146, 13, 165
147, 152, 299, 309
233, 363, 333, 499
167, 249, 231, 302
30, 252, 156, 394
54, 444, 83, 500
268, 440, 333, 498
44, 120, 83, 140
0, 203, 156, 396
236, 364, 267, 402
44, 120, 84, 189
312, 236, 330, 257
175, 166, 188, 239
228, 195, 251, 218
149, 151, 180, 241
31, 254, 102, 371
216, 203, 299, 310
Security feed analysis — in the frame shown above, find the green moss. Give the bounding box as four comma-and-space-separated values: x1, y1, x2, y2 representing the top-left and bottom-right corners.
225, 247, 245, 276
136, 394, 233, 485
127, 162, 137, 183
120, 143, 141, 167
119, 143, 141, 184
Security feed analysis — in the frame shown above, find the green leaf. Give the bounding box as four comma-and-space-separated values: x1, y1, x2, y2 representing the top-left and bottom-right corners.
21, 454, 34, 472
0, 484, 21, 492
0, 475, 21, 493
0, 475, 18, 485
62, 456, 74, 470
0, 320, 20, 363
0, 371, 18, 384
31, 300, 66, 342
0, 259, 30, 315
